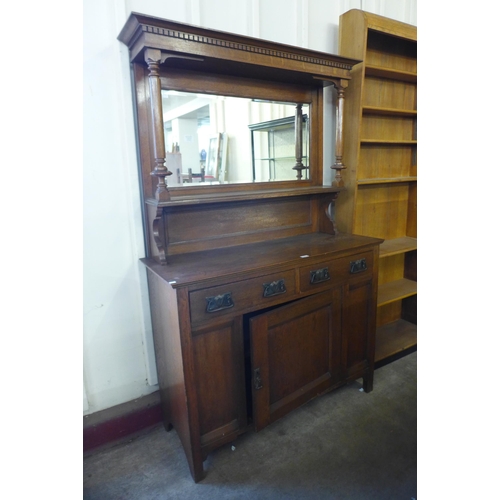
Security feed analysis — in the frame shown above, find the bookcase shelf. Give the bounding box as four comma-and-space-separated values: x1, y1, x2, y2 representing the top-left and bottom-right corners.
363, 106, 417, 117
375, 319, 417, 367
358, 177, 417, 185
361, 139, 417, 145
379, 237, 417, 258
338, 9, 417, 366
365, 65, 417, 83
378, 278, 417, 307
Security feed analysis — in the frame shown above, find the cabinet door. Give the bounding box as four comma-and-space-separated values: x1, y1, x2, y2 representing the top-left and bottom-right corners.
250, 289, 342, 432
191, 317, 247, 456
342, 277, 376, 389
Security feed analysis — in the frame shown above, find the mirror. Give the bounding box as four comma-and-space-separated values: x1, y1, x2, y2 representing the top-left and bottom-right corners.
162, 90, 309, 186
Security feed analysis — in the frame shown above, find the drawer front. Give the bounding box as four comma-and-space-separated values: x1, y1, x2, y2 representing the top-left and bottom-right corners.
190, 269, 297, 326
299, 251, 373, 293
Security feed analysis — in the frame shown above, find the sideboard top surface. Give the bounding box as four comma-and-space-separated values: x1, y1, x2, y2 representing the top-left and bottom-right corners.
142, 232, 383, 287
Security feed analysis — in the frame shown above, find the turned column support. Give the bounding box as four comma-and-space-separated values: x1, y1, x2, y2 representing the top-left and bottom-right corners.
293, 103, 306, 180
330, 79, 348, 188
145, 48, 171, 202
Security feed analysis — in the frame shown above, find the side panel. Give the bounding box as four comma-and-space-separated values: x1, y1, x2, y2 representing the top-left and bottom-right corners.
146, 271, 196, 472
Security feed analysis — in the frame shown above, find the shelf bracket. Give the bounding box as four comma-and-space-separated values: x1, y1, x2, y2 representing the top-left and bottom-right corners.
319, 193, 339, 236
151, 205, 167, 264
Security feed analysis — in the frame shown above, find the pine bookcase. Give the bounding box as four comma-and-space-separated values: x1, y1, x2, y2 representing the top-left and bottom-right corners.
337, 10, 417, 366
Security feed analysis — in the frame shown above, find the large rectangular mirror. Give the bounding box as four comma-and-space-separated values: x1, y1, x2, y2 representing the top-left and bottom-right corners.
162, 90, 309, 186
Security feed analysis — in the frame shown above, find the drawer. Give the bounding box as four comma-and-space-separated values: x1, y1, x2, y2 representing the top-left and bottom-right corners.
299, 251, 373, 293
190, 269, 297, 326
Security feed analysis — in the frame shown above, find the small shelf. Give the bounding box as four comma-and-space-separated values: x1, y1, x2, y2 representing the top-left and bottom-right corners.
365, 65, 417, 83
361, 139, 417, 145
255, 156, 308, 162
146, 185, 345, 208
363, 106, 417, 117
375, 319, 417, 366
358, 177, 417, 185
378, 278, 417, 307
379, 237, 417, 258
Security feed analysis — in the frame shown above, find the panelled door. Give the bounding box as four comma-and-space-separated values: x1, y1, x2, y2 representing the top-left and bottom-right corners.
250, 289, 342, 431
192, 317, 248, 455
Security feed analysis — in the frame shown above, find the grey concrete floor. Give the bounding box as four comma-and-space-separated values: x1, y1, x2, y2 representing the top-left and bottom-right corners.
83, 352, 417, 499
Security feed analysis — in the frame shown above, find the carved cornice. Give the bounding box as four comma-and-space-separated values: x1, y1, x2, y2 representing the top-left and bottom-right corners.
140, 24, 355, 71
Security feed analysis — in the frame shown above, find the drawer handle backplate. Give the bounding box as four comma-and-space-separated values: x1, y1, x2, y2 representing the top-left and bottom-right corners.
350, 258, 367, 274
205, 293, 234, 313
310, 267, 330, 284
263, 279, 286, 298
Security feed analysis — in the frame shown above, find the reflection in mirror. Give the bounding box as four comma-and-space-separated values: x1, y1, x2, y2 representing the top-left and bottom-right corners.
161, 90, 309, 186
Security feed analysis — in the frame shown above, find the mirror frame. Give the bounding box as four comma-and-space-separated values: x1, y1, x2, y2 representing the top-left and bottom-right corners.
158, 69, 319, 192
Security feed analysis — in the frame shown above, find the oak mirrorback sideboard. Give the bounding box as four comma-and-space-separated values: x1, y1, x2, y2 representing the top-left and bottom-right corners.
118, 13, 383, 482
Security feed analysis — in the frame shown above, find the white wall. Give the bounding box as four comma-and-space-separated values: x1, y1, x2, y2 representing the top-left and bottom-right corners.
83, 0, 416, 415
